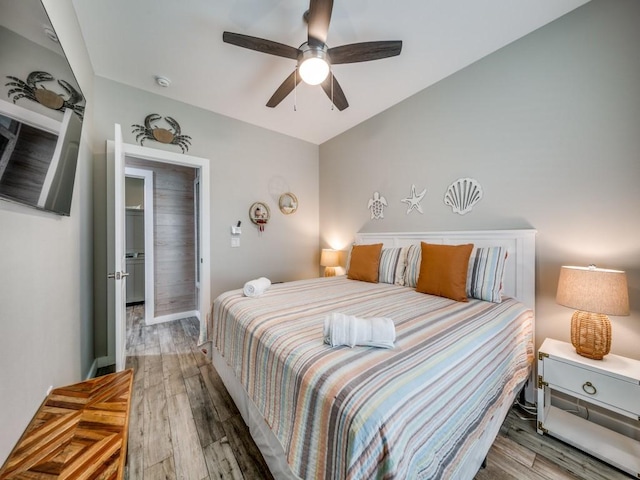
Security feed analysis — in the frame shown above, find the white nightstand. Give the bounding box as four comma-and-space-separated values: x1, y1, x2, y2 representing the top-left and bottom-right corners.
537, 338, 640, 477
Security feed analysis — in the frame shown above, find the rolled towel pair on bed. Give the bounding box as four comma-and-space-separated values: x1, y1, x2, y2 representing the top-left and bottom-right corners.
243, 277, 271, 297
323, 312, 396, 349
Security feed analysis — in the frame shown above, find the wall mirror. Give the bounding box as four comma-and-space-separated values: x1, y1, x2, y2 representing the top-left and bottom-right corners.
0, 0, 85, 215
278, 192, 298, 215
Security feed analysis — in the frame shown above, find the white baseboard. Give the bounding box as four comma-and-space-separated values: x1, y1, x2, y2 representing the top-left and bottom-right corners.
147, 310, 200, 326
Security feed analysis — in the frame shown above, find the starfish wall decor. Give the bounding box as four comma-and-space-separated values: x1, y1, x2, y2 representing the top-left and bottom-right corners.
400, 184, 427, 214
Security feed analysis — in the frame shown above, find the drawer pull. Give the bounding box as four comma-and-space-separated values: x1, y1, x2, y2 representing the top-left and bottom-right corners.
582, 381, 597, 395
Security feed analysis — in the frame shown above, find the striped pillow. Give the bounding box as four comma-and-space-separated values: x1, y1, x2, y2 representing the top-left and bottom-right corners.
404, 244, 422, 288
466, 246, 508, 303
378, 247, 409, 285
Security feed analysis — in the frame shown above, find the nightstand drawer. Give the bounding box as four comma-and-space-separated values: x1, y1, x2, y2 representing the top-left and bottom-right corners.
544, 357, 640, 416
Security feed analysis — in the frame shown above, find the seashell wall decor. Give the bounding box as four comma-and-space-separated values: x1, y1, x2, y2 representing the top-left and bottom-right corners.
443, 178, 483, 215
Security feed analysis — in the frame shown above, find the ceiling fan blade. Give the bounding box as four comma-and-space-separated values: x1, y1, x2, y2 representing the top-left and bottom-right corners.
320, 72, 349, 111
328, 41, 403, 64
266, 70, 303, 108
223, 31, 299, 59
306, 0, 333, 45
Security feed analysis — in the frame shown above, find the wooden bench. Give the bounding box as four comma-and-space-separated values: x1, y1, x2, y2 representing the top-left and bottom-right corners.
0, 369, 133, 479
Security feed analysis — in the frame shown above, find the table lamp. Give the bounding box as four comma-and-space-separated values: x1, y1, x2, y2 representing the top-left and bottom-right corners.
556, 265, 629, 360
320, 249, 340, 277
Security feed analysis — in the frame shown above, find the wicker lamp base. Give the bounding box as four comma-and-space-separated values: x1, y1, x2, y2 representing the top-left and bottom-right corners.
324, 267, 336, 277
570, 310, 611, 360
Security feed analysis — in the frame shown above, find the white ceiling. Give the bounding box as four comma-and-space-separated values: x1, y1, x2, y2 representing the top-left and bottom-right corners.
0, 0, 65, 56
70, 0, 590, 145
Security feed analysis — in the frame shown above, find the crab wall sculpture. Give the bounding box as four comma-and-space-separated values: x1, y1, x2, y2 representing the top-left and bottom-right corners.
5, 71, 85, 119
131, 114, 192, 153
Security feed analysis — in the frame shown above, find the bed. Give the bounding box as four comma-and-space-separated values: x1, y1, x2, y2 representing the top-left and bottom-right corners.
207, 229, 536, 479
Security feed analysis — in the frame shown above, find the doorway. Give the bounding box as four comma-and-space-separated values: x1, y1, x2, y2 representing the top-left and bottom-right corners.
107, 130, 211, 371
125, 159, 200, 325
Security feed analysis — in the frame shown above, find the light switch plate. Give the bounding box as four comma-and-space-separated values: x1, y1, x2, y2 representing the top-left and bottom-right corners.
231, 237, 240, 247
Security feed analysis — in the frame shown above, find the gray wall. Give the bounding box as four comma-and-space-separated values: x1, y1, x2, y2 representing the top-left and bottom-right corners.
92, 77, 320, 359
0, 26, 82, 121
0, 0, 95, 465
320, 0, 640, 359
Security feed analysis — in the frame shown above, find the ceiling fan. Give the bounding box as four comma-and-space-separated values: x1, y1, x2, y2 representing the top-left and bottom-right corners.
222, 0, 402, 111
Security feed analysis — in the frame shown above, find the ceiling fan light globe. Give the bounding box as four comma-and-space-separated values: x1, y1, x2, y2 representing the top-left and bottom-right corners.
299, 57, 329, 85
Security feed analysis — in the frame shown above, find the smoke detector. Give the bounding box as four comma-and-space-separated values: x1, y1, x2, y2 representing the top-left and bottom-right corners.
155, 76, 171, 88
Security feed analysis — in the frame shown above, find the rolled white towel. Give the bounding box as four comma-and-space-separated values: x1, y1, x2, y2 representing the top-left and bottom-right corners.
243, 277, 272, 297
323, 312, 395, 349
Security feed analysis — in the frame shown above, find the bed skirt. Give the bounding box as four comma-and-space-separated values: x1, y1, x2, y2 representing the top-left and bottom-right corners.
211, 347, 301, 479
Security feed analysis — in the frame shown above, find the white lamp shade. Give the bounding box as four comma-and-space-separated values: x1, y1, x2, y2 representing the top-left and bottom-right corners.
320, 249, 340, 268
556, 266, 629, 316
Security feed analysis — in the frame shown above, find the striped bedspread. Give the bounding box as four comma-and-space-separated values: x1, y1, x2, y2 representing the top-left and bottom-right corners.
212, 276, 534, 479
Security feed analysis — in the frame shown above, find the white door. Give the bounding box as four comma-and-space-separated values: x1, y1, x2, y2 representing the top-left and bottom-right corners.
109, 123, 128, 371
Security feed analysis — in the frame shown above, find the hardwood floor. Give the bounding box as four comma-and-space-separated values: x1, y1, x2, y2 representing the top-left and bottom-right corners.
122, 305, 631, 479
124, 305, 272, 480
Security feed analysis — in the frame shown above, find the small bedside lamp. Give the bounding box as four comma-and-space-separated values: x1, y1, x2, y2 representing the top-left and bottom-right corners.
320, 249, 340, 277
556, 265, 629, 360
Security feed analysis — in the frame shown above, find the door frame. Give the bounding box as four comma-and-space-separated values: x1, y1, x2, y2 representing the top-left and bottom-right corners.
107, 135, 211, 369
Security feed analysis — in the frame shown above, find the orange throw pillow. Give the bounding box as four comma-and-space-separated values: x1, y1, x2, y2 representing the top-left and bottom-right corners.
347, 244, 383, 283
416, 242, 474, 301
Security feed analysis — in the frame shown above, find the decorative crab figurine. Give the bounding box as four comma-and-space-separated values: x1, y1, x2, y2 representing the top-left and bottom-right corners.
131, 114, 192, 153
5, 71, 85, 119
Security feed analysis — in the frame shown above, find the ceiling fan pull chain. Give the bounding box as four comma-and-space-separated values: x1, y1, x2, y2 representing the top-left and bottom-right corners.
294, 68, 297, 112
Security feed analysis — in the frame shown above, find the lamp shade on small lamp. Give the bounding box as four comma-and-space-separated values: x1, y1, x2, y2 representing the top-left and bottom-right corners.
556, 265, 629, 360
320, 249, 340, 277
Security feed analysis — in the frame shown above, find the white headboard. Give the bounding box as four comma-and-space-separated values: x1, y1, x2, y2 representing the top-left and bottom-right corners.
355, 229, 537, 312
